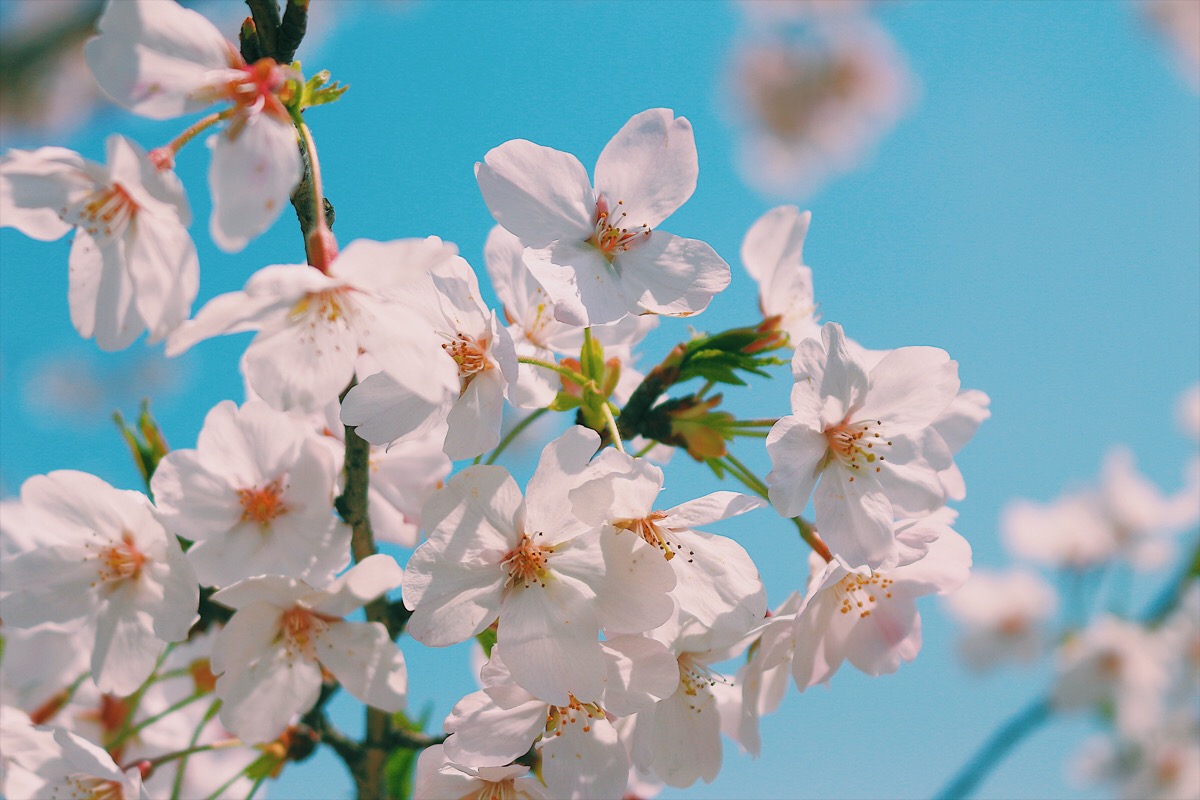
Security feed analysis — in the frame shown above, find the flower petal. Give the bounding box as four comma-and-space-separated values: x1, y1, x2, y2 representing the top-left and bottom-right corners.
208, 116, 302, 253
594, 109, 698, 231
476, 140, 594, 247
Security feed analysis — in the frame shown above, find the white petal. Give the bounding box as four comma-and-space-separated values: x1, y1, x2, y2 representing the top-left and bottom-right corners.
442, 685, 546, 766
593, 109, 697, 231
741, 205, 810, 283
858, 345, 960, 434
315, 621, 406, 712
524, 241, 633, 327
208, 116, 302, 253
525, 426, 602, 543
647, 682, 722, 787
210, 599, 283, 678
499, 581, 605, 706
665, 491, 766, 528
216, 644, 322, 743
613, 232, 730, 318
69, 232, 141, 351
599, 635, 680, 715
765, 417, 827, 518
476, 139, 594, 247
443, 369, 506, 460
340, 371, 450, 447
125, 209, 198, 342
91, 598, 166, 695
813, 466, 895, 570
540, 717, 628, 800
590, 529, 676, 635
310, 554, 403, 618
0, 146, 91, 241
243, 305, 359, 414
85, 0, 234, 119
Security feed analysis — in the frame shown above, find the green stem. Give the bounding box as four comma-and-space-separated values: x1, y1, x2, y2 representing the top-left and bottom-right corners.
246, 773, 269, 800
518, 356, 591, 389
294, 118, 326, 238
601, 401, 626, 454
721, 453, 830, 561
134, 737, 242, 776
633, 440, 657, 458
204, 758, 255, 800
113, 692, 208, 748
171, 700, 221, 800
485, 408, 548, 465
723, 453, 769, 498
723, 418, 781, 428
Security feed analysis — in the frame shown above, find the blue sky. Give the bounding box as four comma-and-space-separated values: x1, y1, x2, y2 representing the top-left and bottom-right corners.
1, 1, 1197, 798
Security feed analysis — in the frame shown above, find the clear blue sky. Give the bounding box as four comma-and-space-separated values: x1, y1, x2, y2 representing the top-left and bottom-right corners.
1, 1, 1197, 798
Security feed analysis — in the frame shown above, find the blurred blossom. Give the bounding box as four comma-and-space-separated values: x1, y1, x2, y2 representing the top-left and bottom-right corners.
728, 20, 913, 198
942, 568, 1058, 671
1143, 0, 1200, 91
1072, 713, 1200, 800
22, 350, 182, 427
1002, 491, 1118, 570
1177, 383, 1200, 441
738, 0, 877, 26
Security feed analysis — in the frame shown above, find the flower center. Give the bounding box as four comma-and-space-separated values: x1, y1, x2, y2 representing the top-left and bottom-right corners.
834, 570, 895, 619
824, 418, 891, 479
677, 654, 725, 707
477, 779, 520, 800
586, 195, 650, 260
95, 532, 146, 584
441, 333, 493, 393
64, 183, 138, 241
197, 57, 293, 130
290, 289, 349, 324
544, 694, 606, 736
500, 533, 552, 589
279, 606, 335, 660
237, 477, 289, 527
612, 511, 695, 563
65, 775, 126, 800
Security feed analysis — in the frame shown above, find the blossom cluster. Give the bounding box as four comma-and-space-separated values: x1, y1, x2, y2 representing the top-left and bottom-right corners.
0, 1, 994, 799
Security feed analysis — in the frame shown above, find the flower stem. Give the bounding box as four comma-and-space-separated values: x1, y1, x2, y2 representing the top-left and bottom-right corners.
720, 453, 830, 561
171, 699, 221, 800
295, 119, 326, 236
132, 737, 243, 776
517, 356, 592, 389
931, 698, 1052, 800
485, 407, 548, 465
601, 401, 626, 453
156, 110, 232, 162
110, 691, 208, 750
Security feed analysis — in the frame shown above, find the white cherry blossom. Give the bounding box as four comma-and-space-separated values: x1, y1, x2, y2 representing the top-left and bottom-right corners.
1002, 491, 1117, 570
340, 252, 518, 460
167, 237, 461, 413
209, 554, 407, 744
766, 321, 960, 569
414, 744, 547, 800
151, 399, 350, 587
0, 471, 197, 696
740, 205, 819, 345
0, 135, 197, 350
0, 718, 147, 800
403, 427, 677, 705
85, 0, 302, 251
477, 108, 730, 326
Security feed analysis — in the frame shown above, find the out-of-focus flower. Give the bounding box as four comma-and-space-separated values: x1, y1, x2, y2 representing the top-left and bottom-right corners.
477, 108, 730, 326
1072, 714, 1200, 800
0, 135, 198, 350
729, 21, 912, 198
1144, 0, 1200, 91
1002, 491, 1118, 570
942, 568, 1058, 671
1177, 383, 1200, 441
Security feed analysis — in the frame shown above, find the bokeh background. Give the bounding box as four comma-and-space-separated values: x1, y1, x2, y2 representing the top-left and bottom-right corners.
1, 1, 1197, 798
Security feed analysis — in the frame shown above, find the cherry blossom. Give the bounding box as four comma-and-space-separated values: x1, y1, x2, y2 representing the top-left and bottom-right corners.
942, 568, 1058, 671
340, 251, 519, 460
414, 744, 547, 800
403, 426, 676, 705
477, 108, 730, 326
766, 321, 960, 569
0, 135, 197, 350
787, 517, 971, 690
167, 237, 461, 413
0, 471, 198, 696
1073, 714, 1200, 800
151, 399, 350, 587
0, 718, 147, 800
85, 0, 302, 251
209, 554, 407, 743
1002, 491, 1117, 570
740, 205, 820, 345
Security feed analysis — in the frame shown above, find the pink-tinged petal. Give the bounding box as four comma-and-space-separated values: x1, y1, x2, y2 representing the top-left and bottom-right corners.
614, 232, 730, 318
876, 431, 949, 519
125, 210, 198, 342
858, 345, 959, 434
484, 225, 540, 321
525, 426, 603, 542
843, 598, 922, 677
243, 307, 359, 414
646, 682, 723, 787
413, 746, 480, 800
340, 371, 450, 447
216, 645, 322, 744
599, 635, 680, 716
591, 530, 676, 635
665, 492, 766, 528
740, 205, 810, 283
210, 600, 282, 677
567, 450, 663, 528
315, 621, 406, 712
68, 232, 141, 351
791, 589, 849, 689
934, 388, 991, 454
147, 534, 199, 641
765, 417, 827, 518
367, 435, 452, 547
0, 147, 90, 241
418, 466, 524, 562
185, 529, 272, 591
812, 467, 895, 570
210, 575, 305, 612
20, 470, 133, 538
403, 556, 506, 647
892, 525, 973, 595
164, 292, 276, 356
661, 527, 766, 643
0, 545, 102, 626
333, 236, 459, 297
91, 598, 166, 695
443, 369, 506, 460
525, 240, 633, 327
442, 685, 547, 766
310, 554, 403, 618
208, 116, 302, 253
499, 581, 605, 706
476, 140, 594, 247
594, 109, 697, 231
795, 322, 868, 425
85, 0, 234, 119
540, 717, 628, 800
